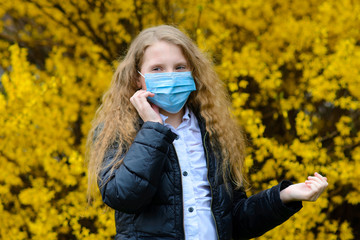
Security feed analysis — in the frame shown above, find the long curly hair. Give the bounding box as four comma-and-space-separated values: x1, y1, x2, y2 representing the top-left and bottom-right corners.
86, 25, 247, 200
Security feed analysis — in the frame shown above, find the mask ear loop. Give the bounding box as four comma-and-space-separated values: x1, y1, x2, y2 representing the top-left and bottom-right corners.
136, 71, 145, 91
137, 70, 145, 78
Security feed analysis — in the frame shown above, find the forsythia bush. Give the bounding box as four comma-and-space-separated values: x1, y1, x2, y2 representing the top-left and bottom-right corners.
0, 0, 359, 239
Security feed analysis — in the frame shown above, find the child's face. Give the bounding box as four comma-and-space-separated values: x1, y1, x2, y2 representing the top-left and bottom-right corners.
138, 41, 190, 90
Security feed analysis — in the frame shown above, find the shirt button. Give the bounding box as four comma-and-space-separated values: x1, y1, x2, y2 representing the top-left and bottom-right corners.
183, 171, 188, 176
188, 207, 194, 213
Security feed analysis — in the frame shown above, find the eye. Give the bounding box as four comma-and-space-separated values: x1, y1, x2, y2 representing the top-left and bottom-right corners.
176, 65, 187, 71
152, 66, 162, 71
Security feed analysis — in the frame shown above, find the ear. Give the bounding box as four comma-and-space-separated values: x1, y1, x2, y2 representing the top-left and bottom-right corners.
136, 69, 146, 90
136, 77, 142, 88
137, 74, 146, 89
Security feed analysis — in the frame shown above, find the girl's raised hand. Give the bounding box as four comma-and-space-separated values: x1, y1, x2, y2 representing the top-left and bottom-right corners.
280, 172, 328, 203
130, 90, 163, 124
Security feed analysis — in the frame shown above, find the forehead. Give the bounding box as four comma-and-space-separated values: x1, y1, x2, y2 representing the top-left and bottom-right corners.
142, 41, 187, 66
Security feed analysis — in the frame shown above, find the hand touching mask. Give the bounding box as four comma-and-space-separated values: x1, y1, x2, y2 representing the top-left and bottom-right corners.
138, 71, 196, 113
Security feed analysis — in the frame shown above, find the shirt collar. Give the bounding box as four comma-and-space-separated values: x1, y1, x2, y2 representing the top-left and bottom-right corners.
160, 106, 191, 125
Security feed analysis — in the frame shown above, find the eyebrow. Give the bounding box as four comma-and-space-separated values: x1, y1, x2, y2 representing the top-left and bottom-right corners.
148, 61, 188, 68
147, 63, 165, 69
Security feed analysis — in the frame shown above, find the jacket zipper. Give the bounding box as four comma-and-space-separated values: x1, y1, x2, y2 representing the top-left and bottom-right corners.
203, 132, 220, 240
172, 143, 186, 239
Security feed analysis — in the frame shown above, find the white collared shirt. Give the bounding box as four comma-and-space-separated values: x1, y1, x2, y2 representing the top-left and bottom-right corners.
160, 107, 217, 240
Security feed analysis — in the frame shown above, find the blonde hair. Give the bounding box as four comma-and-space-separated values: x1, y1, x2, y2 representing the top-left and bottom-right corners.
86, 25, 247, 200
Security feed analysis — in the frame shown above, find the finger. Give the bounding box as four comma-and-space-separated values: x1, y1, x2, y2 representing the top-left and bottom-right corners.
308, 179, 327, 193
305, 180, 320, 190
306, 179, 327, 198
306, 179, 325, 196
307, 181, 326, 201
305, 174, 328, 201
307, 176, 323, 186
130, 90, 146, 101
131, 91, 152, 104
133, 89, 147, 97
311, 174, 329, 190
131, 92, 152, 112
130, 91, 162, 123
314, 172, 328, 182
309, 175, 328, 189
137, 91, 155, 99
147, 91, 155, 97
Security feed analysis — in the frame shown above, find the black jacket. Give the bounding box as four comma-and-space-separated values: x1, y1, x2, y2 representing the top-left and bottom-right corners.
99, 116, 302, 239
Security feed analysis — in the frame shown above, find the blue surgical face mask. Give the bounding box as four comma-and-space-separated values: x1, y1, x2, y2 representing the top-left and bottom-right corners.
138, 71, 196, 113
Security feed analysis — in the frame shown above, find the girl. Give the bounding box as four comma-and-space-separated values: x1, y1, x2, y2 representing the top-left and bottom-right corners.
87, 25, 328, 240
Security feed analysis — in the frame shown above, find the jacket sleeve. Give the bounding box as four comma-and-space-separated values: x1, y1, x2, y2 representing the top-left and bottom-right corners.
98, 121, 177, 213
232, 180, 303, 239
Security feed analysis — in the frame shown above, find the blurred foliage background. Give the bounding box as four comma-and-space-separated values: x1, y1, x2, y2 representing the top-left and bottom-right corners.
1, 0, 359, 239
